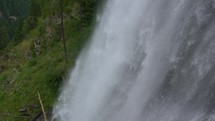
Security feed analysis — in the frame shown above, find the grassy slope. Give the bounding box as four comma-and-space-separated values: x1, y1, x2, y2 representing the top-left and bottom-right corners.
0, 0, 96, 120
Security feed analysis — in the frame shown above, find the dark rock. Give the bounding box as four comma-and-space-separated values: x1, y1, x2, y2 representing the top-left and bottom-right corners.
34, 39, 41, 55
31, 108, 53, 121
19, 107, 28, 113
25, 51, 31, 59
16, 109, 32, 120
0, 54, 9, 61
0, 65, 4, 72
31, 112, 42, 121
13, 68, 17, 73
20, 113, 32, 117
29, 104, 39, 109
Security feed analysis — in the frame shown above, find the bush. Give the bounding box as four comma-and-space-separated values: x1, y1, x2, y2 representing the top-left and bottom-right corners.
47, 67, 64, 93
28, 58, 37, 67
81, 0, 97, 27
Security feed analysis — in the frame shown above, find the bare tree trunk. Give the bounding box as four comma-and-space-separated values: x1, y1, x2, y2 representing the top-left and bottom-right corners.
60, 0, 68, 63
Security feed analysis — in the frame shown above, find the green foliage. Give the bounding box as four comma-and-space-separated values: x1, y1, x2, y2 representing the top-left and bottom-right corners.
14, 20, 24, 43
27, 58, 37, 66
14, 0, 41, 42
47, 67, 64, 93
81, 0, 97, 27
0, 0, 97, 120
29, 0, 41, 17
0, 24, 8, 51
22, 16, 37, 37
0, 0, 30, 39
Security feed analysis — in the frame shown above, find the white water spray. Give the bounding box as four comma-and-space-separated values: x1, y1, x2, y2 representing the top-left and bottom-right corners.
53, 0, 215, 121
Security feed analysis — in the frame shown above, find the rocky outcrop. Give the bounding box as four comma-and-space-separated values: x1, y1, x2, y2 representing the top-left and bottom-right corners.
9, 15, 17, 22
34, 39, 41, 55
25, 51, 31, 59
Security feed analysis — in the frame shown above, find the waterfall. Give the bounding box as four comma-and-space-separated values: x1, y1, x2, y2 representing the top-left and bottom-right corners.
53, 0, 215, 121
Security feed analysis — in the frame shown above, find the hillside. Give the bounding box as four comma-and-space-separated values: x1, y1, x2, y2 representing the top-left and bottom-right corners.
0, 0, 29, 52
0, 0, 29, 39
0, 0, 97, 120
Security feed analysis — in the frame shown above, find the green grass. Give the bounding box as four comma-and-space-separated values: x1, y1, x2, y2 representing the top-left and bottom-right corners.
0, 31, 87, 120
0, 0, 97, 120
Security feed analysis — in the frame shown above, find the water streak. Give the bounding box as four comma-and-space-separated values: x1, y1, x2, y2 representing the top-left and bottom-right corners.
53, 0, 215, 120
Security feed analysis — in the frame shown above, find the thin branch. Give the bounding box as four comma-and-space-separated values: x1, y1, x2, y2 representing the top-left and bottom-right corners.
38, 92, 48, 121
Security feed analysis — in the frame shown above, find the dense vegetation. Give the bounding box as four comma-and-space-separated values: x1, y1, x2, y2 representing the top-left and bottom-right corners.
0, 0, 98, 120
0, 0, 29, 37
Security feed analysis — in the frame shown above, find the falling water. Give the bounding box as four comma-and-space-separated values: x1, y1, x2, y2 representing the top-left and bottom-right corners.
53, 0, 215, 121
